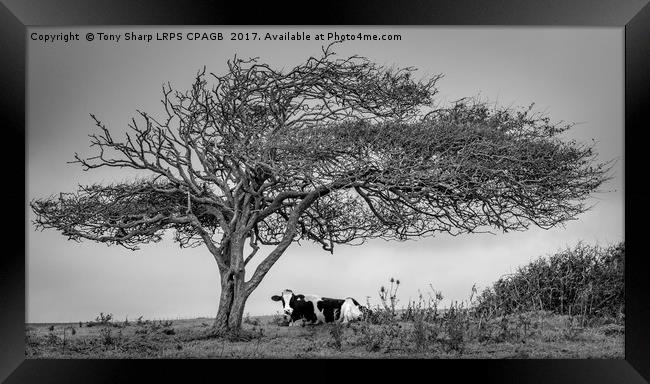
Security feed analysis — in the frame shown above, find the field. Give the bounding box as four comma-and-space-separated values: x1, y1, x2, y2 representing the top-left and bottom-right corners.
25, 310, 623, 359
26, 243, 624, 359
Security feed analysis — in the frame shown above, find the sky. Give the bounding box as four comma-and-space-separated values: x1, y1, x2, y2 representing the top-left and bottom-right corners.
26, 27, 623, 323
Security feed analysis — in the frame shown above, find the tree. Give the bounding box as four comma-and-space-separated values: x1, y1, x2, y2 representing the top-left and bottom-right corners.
30, 45, 611, 333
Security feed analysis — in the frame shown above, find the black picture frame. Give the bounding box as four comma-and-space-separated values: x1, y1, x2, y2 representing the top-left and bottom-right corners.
2, 0, 648, 382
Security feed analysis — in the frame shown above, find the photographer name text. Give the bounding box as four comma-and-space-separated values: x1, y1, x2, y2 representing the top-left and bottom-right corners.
30, 31, 403, 44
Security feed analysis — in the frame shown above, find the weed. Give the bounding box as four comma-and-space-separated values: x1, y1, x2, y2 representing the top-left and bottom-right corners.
61, 325, 77, 353
600, 323, 624, 336
402, 287, 443, 322
354, 321, 384, 352
99, 327, 114, 347
328, 322, 344, 350
86, 312, 118, 328
46, 333, 59, 346
270, 312, 288, 326
412, 315, 435, 352
402, 288, 444, 352
562, 316, 585, 341
378, 277, 400, 316
25, 327, 39, 352
515, 312, 534, 341
442, 301, 468, 354
244, 313, 260, 326
160, 319, 173, 327
96, 312, 113, 324
497, 315, 511, 342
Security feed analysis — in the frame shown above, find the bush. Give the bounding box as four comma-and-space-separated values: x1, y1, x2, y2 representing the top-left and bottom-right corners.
475, 242, 624, 320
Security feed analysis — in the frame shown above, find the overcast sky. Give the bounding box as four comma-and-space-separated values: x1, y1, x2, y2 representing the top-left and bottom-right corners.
27, 27, 623, 323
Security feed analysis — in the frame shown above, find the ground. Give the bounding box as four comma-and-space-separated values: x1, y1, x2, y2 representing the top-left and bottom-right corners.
25, 311, 624, 359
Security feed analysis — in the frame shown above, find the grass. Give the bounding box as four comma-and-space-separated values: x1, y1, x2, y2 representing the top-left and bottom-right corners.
25, 310, 623, 359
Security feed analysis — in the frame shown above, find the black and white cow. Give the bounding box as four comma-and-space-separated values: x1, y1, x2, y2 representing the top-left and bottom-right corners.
271, 289, 365, 326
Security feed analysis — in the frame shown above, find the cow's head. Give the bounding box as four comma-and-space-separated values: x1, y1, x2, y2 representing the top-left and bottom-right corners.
271, 289, 296, 316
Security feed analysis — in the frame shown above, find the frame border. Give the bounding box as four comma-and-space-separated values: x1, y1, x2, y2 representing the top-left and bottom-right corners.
2, 0, 648, 382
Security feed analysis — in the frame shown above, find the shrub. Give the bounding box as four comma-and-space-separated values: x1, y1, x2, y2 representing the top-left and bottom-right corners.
475, 242, 624, 320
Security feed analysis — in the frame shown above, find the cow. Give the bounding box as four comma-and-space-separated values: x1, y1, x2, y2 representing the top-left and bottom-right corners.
271, 289, 365, 326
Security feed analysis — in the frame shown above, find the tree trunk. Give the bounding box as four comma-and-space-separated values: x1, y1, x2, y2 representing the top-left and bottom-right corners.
213, 238, 249, 334
213, 272, 234, 332
211, 224, 297, 334
213, 269, 250, 333
228, 280, 247, 330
